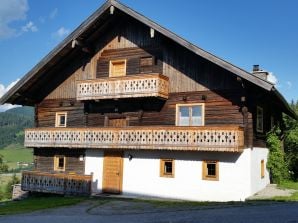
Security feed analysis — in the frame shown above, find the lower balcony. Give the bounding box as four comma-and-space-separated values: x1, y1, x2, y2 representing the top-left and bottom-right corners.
21, 171, 92, 195
25, 126, 244, 152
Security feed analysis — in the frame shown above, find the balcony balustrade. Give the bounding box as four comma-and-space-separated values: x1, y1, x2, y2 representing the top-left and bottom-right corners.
21, 171, 92, 195
25, 126, 244, 152
76, 73, 169, 101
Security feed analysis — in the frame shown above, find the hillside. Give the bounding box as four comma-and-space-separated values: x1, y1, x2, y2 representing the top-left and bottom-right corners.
0, 106, 34, 148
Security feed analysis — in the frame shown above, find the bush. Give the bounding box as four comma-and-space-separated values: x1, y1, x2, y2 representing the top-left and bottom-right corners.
266, 129, 289, 183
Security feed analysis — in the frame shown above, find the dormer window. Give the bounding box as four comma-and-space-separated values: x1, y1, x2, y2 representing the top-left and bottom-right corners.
55, 112, 67, 127
109, 59, 126, 77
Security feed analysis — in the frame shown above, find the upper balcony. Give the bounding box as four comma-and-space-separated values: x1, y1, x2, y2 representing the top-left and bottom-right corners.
76, 73, 169, 101
24, 126, 244, 152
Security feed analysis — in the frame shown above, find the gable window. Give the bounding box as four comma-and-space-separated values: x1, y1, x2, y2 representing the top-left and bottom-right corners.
261, 160, 265, 178
54, 155, 65, 171
55, 112, 67, 127
256, 106, 263, 133
202, 160, 219, 181
109, 59, 126, 77
140, 56, 153, 73
160, 159, 175, 178
176, 104, 204, 126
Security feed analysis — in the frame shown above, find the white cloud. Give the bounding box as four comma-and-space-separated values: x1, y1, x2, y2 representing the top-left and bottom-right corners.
286, 81, 292, 89
21, 21, 38, 32
267, 72, 278, 85
0, 79, 21, 112
49, 8, 58, 19
0, 0, 28, 39
52, 27, 70, 39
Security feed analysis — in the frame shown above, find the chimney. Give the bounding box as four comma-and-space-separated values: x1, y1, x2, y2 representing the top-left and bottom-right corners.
252, 65, 268, 81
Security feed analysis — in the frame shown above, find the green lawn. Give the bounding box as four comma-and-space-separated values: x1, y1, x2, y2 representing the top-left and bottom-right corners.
0, 144, 33, 170
0, 196, 87, 215
278, 180, 298, 190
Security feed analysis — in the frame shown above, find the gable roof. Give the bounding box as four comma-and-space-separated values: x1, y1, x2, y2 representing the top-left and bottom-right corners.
0, 0, 296, 118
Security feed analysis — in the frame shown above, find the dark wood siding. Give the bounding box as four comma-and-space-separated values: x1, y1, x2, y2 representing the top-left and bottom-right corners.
34, 148, 85, 174
37, 99, 85, 127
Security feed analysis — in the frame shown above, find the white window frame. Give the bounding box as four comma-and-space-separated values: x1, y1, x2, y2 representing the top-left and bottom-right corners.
55, 112, 67, 127
256, 106, 263, 133
175, 103, 205, 126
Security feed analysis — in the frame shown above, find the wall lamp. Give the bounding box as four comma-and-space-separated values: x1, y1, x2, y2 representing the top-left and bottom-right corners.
128, 154, 133, 161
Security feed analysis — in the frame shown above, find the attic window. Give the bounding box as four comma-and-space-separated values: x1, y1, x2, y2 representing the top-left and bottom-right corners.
109, 59, 126, 77
140, 56, 153, 73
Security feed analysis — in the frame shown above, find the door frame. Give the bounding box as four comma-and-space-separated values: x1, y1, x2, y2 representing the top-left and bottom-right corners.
102, 150, 124, 194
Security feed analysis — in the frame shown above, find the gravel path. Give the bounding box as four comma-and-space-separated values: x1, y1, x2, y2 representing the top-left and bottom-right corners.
248, 184, 296, 200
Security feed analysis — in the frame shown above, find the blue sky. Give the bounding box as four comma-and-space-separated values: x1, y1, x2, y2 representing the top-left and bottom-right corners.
0, 0, 297, 111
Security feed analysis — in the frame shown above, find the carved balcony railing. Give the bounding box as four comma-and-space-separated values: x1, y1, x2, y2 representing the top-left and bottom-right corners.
25, 126, 244, 152
76, 73, 169, 100
21, 171, 92, 195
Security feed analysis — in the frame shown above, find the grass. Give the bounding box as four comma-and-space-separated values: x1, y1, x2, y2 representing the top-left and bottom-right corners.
278, 180, 298, 190
0, 174, 21, 193
0, 144, 33, 170
0, 195, 87, 215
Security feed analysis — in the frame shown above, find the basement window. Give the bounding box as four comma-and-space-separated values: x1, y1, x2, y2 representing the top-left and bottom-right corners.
202, 160, 219, 181
54, 155, 65, 171
256, 106, 263, 133
55, 112, 67, 127
160, 159, 175, 178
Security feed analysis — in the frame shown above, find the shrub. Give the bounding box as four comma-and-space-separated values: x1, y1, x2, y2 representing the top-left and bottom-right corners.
266, 129, 289, 183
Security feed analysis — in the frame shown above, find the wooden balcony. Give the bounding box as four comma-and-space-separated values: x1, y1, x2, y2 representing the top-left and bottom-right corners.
21, 171, 92, 195
76, 73, 169, 100
25, 126, 244, 152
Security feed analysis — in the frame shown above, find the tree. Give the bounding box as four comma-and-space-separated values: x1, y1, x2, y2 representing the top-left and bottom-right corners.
283, 100, 298, 180
266, 128, 288, 183
0, 154, 8, 173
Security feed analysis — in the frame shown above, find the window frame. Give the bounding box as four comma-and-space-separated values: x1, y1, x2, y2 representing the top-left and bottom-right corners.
109, 59, 127, 77
175, 103, 205, 126
55, 112, 67, 127
256, 106, 264, 133
160, 159, 175, 178
261, 159, 265, 179
54, 155, 66, 171
202, 160, 219, 181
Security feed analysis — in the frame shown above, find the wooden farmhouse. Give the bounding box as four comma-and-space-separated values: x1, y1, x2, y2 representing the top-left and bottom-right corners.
1, 0, 296, 201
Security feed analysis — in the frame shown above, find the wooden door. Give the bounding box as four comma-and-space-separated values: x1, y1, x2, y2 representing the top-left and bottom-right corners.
102, 151, 123, 194
108, 118, 127, 127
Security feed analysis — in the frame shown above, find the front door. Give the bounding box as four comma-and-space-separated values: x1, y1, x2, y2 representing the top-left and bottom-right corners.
102, 151, 123, 194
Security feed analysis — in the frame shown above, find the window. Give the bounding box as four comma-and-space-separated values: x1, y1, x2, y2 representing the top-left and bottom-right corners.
176, 104, 204, 126
261, 160, 265, 178
256, 106, 263, 133
54, 155, 65, 171
109, 59, 126, 77
270, 115, 275, 129
160, 159, 174, 177
202, 160, 219, 181
55, 112, 67, 127
140, 56, 153, 73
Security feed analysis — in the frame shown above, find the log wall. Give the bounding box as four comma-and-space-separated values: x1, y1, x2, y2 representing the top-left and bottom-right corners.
34, 148, 85, 174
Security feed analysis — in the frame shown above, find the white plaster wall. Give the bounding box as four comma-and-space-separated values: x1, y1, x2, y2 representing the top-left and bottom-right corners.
250, 147, 270, 195
122, 150, 252, 201
84, 150, 104, 193
84, 148, 270, 201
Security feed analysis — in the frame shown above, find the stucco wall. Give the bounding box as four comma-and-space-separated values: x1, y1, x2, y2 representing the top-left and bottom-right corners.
84, 150, 104, 193
84, 148, 269, 201
250, 147, 270, 195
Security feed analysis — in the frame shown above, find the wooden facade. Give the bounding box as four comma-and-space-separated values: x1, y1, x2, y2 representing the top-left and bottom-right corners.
1, 0, 295, 195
